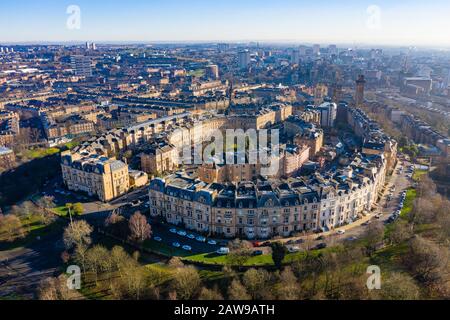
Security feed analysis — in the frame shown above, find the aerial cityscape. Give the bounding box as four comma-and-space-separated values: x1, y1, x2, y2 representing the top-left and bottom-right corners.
0, 0, 449, 306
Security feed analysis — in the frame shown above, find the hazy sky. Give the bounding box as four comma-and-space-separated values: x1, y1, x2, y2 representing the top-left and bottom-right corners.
1, 0, 450, 46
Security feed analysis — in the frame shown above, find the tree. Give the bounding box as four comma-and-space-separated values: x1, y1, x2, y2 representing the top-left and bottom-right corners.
85, 245, 112, 285
227, 239, 252, 266
377, 272, 421, 300
128, 211, 152, 244
275, 267, 299, 300
0, 214, 25, 242
403, 236, 448, 286
110, 246, 129, 277
63, 220, 93, 250
171, 266, 201, 300
363, 221, 385, 256
271, 242, 287, 269
38, 275, 81, 300
228, 279, 251, 300
72, 203, 84, 216
388, 220, 413, 245
242, 268, 270, 300
105, 212, 128, 238
198, 286, 224, 300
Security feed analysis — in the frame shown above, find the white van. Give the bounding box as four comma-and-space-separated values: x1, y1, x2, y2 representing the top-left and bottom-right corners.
216, 247, 230, 255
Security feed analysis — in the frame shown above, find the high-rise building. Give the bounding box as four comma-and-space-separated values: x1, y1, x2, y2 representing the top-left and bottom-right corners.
205, 64, 219, 79
313, 44, 320, 55
217, 43, 230, 51
329, 44, 338, 55
71, 55, 93, 77
92, 42, 97, 50
85, 42, 91, 50
355, 75, 366, 107
317, 102, 337, 128
290, 49, 300, 64
238, 50, 251, 69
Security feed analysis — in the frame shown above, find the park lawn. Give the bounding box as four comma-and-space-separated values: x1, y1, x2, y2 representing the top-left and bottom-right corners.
22, 147, 60, 160
369, 242, 409, 273
187, 69, 205, 77
0, 217, 66, 251
400, 189, 417, 218
143, 239, 190, 257
413, 170, 427, 182
183, 245, 338, 267
52, 206, 69, 217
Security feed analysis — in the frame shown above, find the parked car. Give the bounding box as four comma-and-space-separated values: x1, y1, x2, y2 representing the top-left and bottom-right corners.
172, 242, 181, 248
153, 236, 162, 242
315, 243, 327, 250
252, 250, 263, 256
169, 228, 177, 234
345, 236, 358, 242
295, 239, 305, 244
316, 235, 325, 241
182, 245, 192, 251
216, 247, 230, 255
337, 230, 346, 235
195, 236, 206, 242
187, 234, 195, 239
252, 241, 262, 247
207, 240, 217, 245
177, 230, 187, 236
288, 246, 300, 253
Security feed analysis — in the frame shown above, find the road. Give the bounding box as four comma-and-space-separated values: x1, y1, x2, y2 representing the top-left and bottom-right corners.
0, 221, 68, 299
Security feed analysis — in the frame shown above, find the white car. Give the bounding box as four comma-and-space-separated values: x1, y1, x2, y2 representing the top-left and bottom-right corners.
177, 230, 187, 236
337, 230, 346, 235
169, 228, 177, 234
154, 236, 162, 242
187, 234, 195, 239
195, 236, 206, 242
288, 246, 300, 253
207, 240, 217, 245
172, 242, 181, 248
182, 245, 192, 251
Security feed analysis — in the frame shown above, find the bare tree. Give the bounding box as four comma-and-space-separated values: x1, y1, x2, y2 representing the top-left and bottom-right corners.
128, 211, 151, 244
171, 266, 201, 300
242, 268, 270, 300
376, 272, 421, 300
228, 279, 251, 300
85, 245, 112, 285
0, 214, 25, 242
198, 286, 224, 300
403, 236, 448, 286
388, 220, 413, 245
363, 220, 385, 256
275, 267, 299, 300
38, 274, 81, 300
63, 220, 93, 250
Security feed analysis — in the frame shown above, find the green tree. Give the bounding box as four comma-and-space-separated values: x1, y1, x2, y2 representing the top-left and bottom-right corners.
271, 242, 287, 269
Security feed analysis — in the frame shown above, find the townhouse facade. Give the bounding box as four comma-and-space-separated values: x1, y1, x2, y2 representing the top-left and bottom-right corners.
149, 153, 387, 239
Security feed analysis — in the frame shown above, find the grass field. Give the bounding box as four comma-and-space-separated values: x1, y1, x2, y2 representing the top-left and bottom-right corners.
413, 170, 427, 182
22, 147, 60, 160
400, 189, 417, 218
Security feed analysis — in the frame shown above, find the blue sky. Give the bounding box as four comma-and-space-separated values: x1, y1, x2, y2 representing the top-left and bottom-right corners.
1, 0, 450, 46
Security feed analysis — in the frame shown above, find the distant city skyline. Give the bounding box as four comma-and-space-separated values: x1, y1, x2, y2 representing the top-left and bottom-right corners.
1, 0, 450, 47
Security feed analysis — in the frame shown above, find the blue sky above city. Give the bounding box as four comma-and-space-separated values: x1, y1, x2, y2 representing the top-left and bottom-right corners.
1, 0, 450, 46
